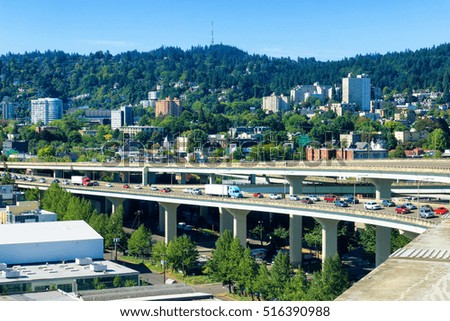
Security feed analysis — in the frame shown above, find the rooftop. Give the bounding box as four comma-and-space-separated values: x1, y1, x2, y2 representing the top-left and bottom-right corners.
0, 220, 102, 245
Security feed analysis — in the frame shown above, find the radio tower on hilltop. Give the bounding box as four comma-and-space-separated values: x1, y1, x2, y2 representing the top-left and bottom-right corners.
211, 21, 214, 45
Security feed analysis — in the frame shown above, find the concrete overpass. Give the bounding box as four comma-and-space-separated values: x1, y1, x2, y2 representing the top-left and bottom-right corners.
16, 179, 437, 268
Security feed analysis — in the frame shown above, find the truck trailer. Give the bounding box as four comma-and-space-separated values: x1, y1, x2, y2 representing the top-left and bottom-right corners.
71, 176, 92, 186
204, 184, 243, 198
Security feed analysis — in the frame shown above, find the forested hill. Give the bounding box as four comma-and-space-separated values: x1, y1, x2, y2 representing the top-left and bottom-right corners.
0, 43, 449, 109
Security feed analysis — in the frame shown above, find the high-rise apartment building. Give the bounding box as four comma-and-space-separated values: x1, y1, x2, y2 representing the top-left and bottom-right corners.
155, 97, 182, 117
30, 98, 63, 125
262, 93, 290, 113
342, 73, 371, 111
1, 97, 15, 120
111, 106, 133, 130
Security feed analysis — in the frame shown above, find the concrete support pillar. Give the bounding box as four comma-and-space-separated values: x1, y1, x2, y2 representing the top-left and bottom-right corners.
141, 167, 156, 186
375, 226, 392, 267
289, 214, 303, 267
208, 174, 216, 184
107, 197, 125, 214
199, 206, 208, 219
226, 209, 250, 247
159, 202, 179, 244
249, 174, 256, 184
158, 204, 165, 234
367, 178, 394, 201
315, 218, 339, 263
286, 176, 305, 195
178, 173, 187, 184
53, 170, 64, 178
219, 207, 234, 234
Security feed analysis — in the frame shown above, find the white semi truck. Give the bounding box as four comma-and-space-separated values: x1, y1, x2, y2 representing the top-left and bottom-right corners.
204, 184, 243, 198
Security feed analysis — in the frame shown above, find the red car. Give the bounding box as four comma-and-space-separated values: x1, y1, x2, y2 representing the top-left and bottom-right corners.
434, 207, 449, 215
123, 184, 129, 188
253, 193, 264, 198
160, 187, 172, 193
324, 195, 338, 203
395, 205, 411, 214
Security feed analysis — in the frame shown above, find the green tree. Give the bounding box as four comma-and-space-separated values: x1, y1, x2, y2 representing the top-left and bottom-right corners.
389, 145, 406, 158
253, 264, 273, 300
127, 224, 152, 258
279, 269, 308, 300
305, 255, 349, 301
104, 205, 124, 248
426, 128, 447, 152
25, 187, 41, 201
270, 251, 294, 298
151, 241, 168, 267
234, 247, 258, 298
166, 234, 198, 276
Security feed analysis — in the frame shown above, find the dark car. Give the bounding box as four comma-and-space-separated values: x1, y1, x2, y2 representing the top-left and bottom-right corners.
344, 196, 359, 204
253, 192, 264, 198
300, 197, 314, 204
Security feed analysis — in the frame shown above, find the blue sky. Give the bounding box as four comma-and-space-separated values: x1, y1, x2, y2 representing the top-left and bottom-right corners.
1, 0, 449, 61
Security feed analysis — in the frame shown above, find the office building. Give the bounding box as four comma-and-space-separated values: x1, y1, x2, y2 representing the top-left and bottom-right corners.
30, 98, 63, 125
0, 201, 57, 224
119, 126, 164, 139
155, 97, 182, 117
342, 73, 371, 111
1, 97, 15, 120
111, 105, 133, 130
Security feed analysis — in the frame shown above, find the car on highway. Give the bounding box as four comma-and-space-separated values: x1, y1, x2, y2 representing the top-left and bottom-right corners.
134, 185, 142, 189
420, 208, 435, 219
395, 205, 411, 214
434, 206, 449, 215
300, 197, 314, 204
344, 196, 359, 204
364, 201, 381, 210
253, 192, 264, 198
335, 200, 349, 207
105, 183, 113, 187
183, 187, 193, 193
269, 193, 282, 200
382, 199, 396, 207
324, 194, 338, 203
123, 184, 129, 188
289, 194, 300, 201
52, 179, 60, 183
308, 195, 321, 202
150, 186, 159, 191
403, 202, 417, 210
39, 178, 46, 183
62, 179, 69, 185
191, 188, 202, 195
160, 187, 172, 193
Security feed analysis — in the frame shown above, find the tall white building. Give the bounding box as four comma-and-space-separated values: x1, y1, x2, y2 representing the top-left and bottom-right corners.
111, 105, 134, 130
262, 93, 290, 113
342, 73, 371, 111
30, 98, 63, 125
290, 82, 332, 104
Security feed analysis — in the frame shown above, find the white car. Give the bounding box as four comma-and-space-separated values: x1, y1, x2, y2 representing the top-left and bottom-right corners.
364, 201, 381, 210
62, 180, 69, 185
269, 193, 282, 200
308, 195, 321, 201
289, 194, 300, 201
39, 178, 46, 183
105, 183, 113, 187
134, 185, 142, 189
150, 186, 159, 191
183, 188, 193, 193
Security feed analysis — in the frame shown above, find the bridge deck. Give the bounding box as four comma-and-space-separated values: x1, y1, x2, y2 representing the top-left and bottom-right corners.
337, 218, 450, 300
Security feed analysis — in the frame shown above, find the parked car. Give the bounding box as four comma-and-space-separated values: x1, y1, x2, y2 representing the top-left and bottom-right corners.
434, 206, 449, 215
253, 192, 264, 198
335, 200, 349, 207
395, 205, 411, 214
382, 199, 396, 207
344, 196, 359, 204
403, 202, 417, 210
364, 201, 381, 210
420, 208, 435, 219
324, 194, 338, 202
300, 197, 314, 204
269, 193, 282, 200
289, 194, 300, 201
420, 205, 433, 211
308, 195, 321, 202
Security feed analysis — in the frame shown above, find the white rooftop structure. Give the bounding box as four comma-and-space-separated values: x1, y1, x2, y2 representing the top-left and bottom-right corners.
0, 220, 103, 264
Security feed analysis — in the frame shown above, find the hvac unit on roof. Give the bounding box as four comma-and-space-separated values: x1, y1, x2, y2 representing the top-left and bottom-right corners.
1, 269, 20, 278
75, 257, 93, 266
0, 263, 7, 271
89, 263, 107, 272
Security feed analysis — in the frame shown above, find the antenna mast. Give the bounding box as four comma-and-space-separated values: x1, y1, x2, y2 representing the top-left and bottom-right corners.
211, 21, 214, 45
